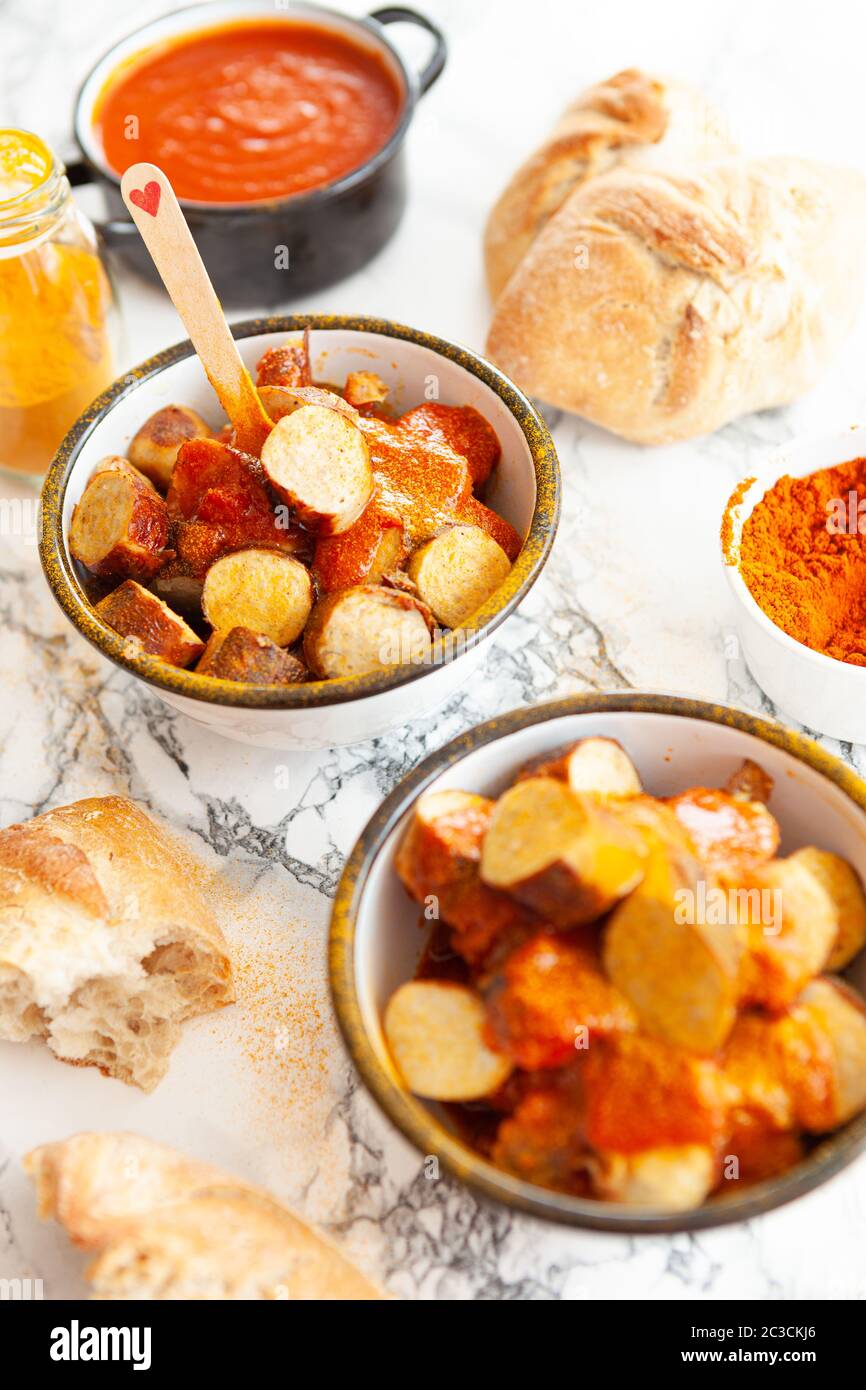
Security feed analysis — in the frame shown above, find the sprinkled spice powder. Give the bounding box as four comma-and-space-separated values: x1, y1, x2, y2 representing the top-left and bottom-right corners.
730, 457, 866, 666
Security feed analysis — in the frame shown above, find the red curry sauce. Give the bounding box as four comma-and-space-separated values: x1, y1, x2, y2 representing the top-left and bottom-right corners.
96, 20, 403, 203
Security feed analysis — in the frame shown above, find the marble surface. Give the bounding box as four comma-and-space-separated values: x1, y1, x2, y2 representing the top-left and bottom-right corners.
3, 0, 866, 1300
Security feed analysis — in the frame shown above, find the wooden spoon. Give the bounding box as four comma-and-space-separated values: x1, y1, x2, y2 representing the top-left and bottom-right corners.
120, 162, 273, 455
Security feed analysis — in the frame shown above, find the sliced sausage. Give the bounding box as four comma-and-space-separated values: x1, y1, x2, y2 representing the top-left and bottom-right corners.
384, 980, 513, 1101
603, 847, 742, 1052
167, 438, 267, 520
584, 1032, 730, 1153
70, 464, 170, 581
258, 384, 358, 425
738, 856, 837, 1011
201, 550, 313, 647
590, 1146, 716, 1210
343, 371, 389, 408
196, 626, 308, 685
150, 558, 203, 616
127, 405, 212, 490
479, 776, 646, 927
484, 928, 637, 1069
260, 405, 373, 536
396, 789, 494, 903
518, 737, 642, 799
789, 847, 866, 970
303, 585, 433, 678
255, 337, 312, 388
668, 786, 780, 877
407, 524, 511, 629
95, 580, 204, 667
459, 495, 522, 560
398, 402, 501, 488
313, 496, 405, 592
725, 758, 774, 805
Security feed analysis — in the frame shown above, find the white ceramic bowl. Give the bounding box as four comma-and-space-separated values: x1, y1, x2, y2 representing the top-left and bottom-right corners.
722, 425, 866, 743
331, 693, 866, 1231
40, 316, 559, 750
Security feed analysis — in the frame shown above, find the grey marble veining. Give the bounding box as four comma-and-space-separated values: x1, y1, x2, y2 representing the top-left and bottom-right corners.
2, 0, 866, 1300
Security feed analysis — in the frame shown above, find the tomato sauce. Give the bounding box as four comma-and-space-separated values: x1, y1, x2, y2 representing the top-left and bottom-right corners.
96, 20, 403, 203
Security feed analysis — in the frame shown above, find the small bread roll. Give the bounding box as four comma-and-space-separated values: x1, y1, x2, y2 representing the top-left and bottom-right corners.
480, 776, 646, 927
789, 847, 866, 970
128, 406, 212, 490
518, 737, 642, 799
196, 627, 308, 685
407, 524, 511, 629
668, 787, 780, 876
603, 848, 742, 1051
201, 550, 313, 648
738, 856, 837, 1011
384, 980, 512, 1101
591, 1146, 716, 1210
303, 585, 432, 678
70, 464, 169, 581
261, 405, 373, 536
96, 581, 205, 667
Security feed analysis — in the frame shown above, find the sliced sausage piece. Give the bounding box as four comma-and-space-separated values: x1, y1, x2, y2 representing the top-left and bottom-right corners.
396, 789, 494, 903
127, 405, 212, 490
313, 498, 405, 593
201, 550, 313, 648
788, 977, 866, 1129
725, 758, 774, 805
459, 495, 522, 561
724, 1123, 805, 1187
196, 626, 307, 685
479, 776, 646, 927
603, 847, 742, 1052
584, 1032, 730, 1153
492, 1070, 591, 1192
399, 402, 501, 489
384, 980, 512, 1101
167, 438, 267, 521
518, 737, 642, 799
303, 585, 432, 679
789, 847, 866, 970
95, 580, 204, 667
590, 1146, 716, 1210
407, 524, 511, 629
70, 465, 170, 581
260, 405, 373, 536
484, 928, 637, 1069
150, 558, 203, 616
738, 856, 837, 1011
258, 384, 359, 425
343, 371, 388, 408
668, 786, 780, 876
255, 338, 312, 388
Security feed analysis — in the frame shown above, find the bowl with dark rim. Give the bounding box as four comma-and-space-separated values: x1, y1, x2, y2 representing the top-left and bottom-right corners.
329, 692, 866, 1232
68, 0, 447, 305
39, 314, 560, 751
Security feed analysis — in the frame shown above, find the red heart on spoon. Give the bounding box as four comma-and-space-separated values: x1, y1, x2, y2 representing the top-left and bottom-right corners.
129, 180, 161, 217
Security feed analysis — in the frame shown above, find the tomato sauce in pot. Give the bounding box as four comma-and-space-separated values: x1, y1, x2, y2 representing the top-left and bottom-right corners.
95, 19, 403, 204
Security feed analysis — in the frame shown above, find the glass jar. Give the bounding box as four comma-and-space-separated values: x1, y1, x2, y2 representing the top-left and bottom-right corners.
0, 129, 120, 478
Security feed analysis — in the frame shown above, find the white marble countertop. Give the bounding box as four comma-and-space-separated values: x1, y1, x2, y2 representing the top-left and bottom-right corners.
3, 0, 866, 1300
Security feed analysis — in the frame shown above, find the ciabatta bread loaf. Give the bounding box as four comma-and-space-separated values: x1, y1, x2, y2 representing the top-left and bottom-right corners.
484, 68, 735, 301
26, 1133, 381, 1300
0, 797, 233, 1089
486, 158, 866, 444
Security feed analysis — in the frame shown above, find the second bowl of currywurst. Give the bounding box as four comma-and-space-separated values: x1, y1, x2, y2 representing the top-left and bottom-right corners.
40, 316, 559, 750
331, 694, 866, 1232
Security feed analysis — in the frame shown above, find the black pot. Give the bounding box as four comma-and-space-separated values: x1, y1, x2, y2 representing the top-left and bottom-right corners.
69, 1, 446, 307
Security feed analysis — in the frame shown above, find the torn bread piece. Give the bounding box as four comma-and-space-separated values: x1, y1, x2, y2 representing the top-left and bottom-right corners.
304, 585, 432, 678
128, 405, 212, 491
25, 1133, 380, 1300
196, 627, 308, 685
518, 736, 642, 799
70, 464, 170, 581
480, 776, 646, 926
407, 524, 511, 629
0, 798, 233, 1091
385, 980, 512, 1100
261, 404, 373, 535
201, 550, 313, 648
96, 580, 205, 667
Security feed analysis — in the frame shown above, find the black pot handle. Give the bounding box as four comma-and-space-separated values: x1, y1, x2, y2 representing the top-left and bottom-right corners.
368, 7, 447, 95
64, 157, 139, 239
